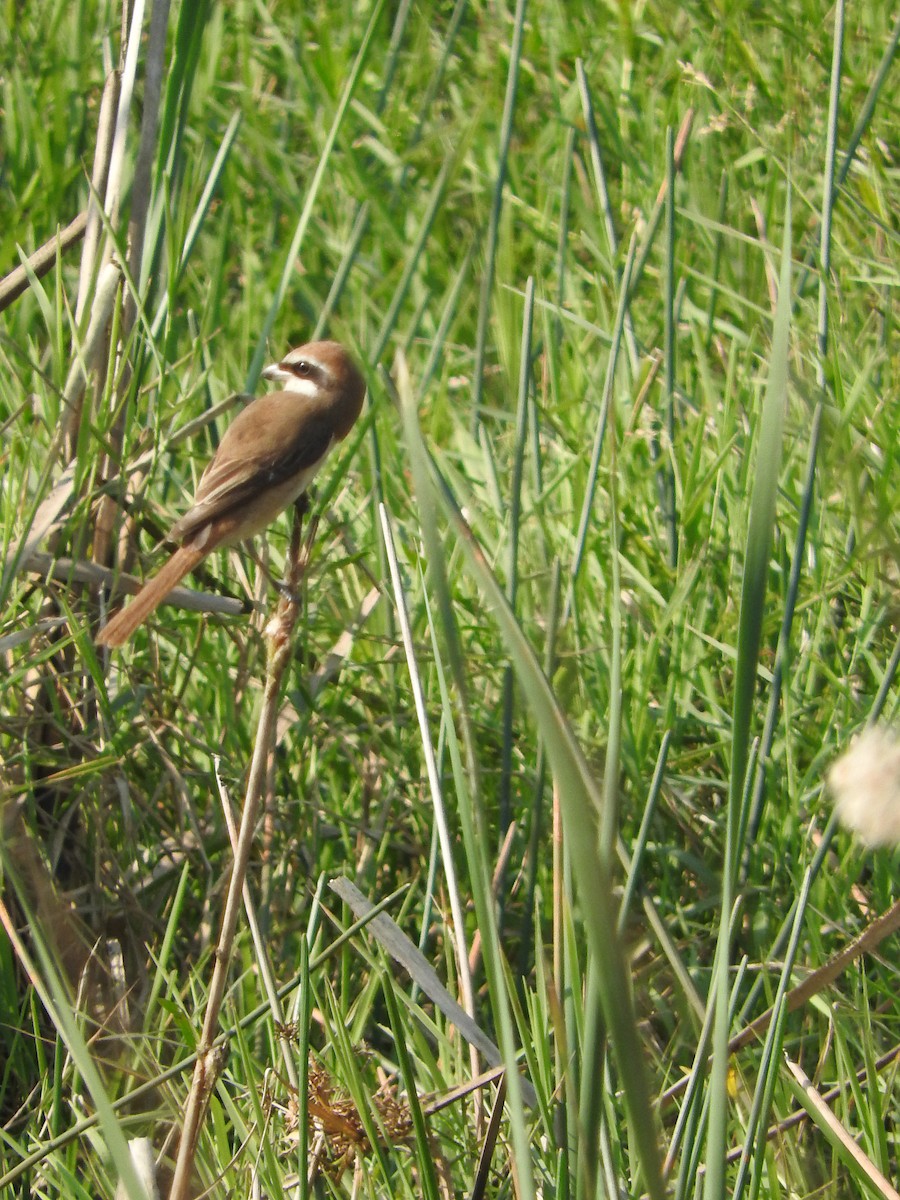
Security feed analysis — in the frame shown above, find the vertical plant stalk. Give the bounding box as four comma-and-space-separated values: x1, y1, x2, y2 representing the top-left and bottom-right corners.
62, 69, 121, 461
96, 0, 172, 574
498, 277, 534, 849
564, 235, 636, 623
104, 0, 148, 246
703, 200, 792, 1198
167, 512, 313, 1200
378, 503, 478, 1065
630, 108, 694, 299
395, 353, 539, 1198
123, 0, 171, 336
214, 760, 301, 1096
398, 358, 666, 1200
244, 0, 385, 391
471, 0, 527, 428
731, 871, 813, 1198
74, 69, 121, 325
661, 125, 679, 570
576, 60, 640, 373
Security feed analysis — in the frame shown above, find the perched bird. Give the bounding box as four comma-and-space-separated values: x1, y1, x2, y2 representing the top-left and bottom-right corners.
96, 340, 366, 647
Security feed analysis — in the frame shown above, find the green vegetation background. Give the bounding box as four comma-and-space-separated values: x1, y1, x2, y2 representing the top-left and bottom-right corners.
1, 1, 897, 1197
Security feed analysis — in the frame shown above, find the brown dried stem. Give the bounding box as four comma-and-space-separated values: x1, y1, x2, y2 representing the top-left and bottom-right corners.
167, 506, 314, 1200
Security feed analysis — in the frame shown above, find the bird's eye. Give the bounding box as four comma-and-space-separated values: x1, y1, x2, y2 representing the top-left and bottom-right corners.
292, 360, 312, 376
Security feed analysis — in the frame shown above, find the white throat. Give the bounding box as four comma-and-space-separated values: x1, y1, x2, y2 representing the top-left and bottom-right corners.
280, 376, 321, 399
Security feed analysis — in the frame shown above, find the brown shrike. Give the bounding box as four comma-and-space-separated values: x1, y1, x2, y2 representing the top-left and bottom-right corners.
96, 340, 366, 647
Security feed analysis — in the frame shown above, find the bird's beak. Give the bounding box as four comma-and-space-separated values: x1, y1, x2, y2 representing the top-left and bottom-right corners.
262, 361, 290, 383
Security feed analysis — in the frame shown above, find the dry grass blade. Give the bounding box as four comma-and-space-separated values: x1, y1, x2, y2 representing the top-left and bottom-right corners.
784, 1057, 900, 1200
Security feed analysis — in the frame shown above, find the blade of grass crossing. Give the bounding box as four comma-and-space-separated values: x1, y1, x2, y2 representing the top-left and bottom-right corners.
378, 502, 476, 1026
150, 111, 241, 338
371, 156, 454, 363
817, 0, 844, 388
742, 400, 823, 868
705, 172, 729, 349
735, 871, 813, 1200
617, 731, 671, 933
554, 125, 576, 350
396, 354, 537, 1199
0, 879, 150, 1200
564, 234, 637, 624
661, 125, 678, 569
472, 0, 527, 429
704, 193, 792, 1199
578, 958, 606, 1199
782, 1057, 900, 1199
382, 969, 442, 1200
376, 0, 414, 112
398, 364, 666, 1200
295, 937, 312, 1200
576, 60, 639, 374
795, 9, 897, 302
420, 244, 474, 394
599, 424, 623, 862
312, 201, 370, 340
519, 557, 562, 973
499, 277, 535, 847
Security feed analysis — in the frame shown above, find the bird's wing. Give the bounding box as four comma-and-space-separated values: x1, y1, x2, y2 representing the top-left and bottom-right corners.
168, 400, 336, 543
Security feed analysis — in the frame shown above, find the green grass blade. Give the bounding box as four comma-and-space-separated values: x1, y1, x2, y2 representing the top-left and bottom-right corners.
705, 190, 792, 1199
472, 0, 527, 427
398, 357, 666, 1200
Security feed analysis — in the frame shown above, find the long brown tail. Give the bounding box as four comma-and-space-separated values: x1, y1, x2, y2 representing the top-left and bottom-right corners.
96, 545, 208, 647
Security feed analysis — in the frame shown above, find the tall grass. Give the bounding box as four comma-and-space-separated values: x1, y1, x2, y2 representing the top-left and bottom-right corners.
1, 2, 898, 1197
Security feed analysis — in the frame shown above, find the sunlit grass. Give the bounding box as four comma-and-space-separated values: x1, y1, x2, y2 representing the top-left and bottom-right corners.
1, 1, 898, 1197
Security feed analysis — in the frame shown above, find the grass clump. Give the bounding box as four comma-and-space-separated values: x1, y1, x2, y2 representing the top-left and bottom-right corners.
1, 2, 898, 1198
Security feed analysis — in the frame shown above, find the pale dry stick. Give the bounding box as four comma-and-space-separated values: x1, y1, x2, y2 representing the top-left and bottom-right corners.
74, 69, 120, 324
97, 0, 171, 574
67, 3, 141, 472
0, 212, 88, 315
16, 553, 241, 616
784, 1055, 900, 1200
3, 259, 121, 624
0, 251, 120, 590
56, 260, 123, 459
122, 0, 170, 334
659, 896, 900, 1112
167, 511, 312, 1200
100, 0, 147, 260
0, 466, 75, 597
720, 1044, 900, 1169
213, 757, 300, 1095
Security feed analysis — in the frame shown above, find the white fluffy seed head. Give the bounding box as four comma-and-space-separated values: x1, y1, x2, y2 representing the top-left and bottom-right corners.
828, 724, 900, 848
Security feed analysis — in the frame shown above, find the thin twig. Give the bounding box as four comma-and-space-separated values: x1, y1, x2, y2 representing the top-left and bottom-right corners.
75, 69, 120, 324
0, 213, 88, 315
167, 506, 313, 1200
660, 897, 900, 1112
784, 1055, 900, 1200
